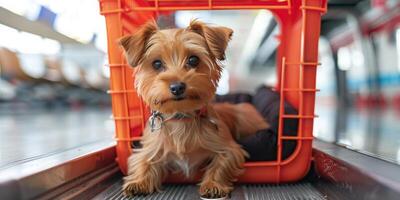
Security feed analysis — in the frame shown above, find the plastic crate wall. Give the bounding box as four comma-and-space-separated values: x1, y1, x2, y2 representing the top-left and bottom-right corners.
99, 0, 327, 183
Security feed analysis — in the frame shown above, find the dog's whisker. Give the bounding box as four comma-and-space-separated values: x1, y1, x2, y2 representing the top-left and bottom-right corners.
195, 73, 209, 77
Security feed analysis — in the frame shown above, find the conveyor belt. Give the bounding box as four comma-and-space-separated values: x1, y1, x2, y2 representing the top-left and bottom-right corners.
2, 140, 398, 199
93, 180, 326, 200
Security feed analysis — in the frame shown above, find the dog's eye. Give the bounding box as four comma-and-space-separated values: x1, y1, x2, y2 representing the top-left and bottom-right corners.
187, 56, 200, 68
152, 60, 163, 71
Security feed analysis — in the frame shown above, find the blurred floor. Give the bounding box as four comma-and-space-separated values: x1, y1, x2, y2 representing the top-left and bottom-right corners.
315, 104, 400, 164
0, 108, 114, 169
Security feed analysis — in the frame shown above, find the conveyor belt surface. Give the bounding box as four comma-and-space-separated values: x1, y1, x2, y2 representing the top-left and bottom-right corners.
93, 181, 326, 200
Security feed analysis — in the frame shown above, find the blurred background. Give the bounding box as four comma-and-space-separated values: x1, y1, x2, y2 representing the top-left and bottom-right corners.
1, 0, 400, 170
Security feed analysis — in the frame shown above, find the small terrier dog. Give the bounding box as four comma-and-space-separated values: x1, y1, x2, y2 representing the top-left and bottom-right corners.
119, 20, 268, 198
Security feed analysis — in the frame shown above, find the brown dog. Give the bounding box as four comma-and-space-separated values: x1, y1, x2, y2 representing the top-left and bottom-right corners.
119, 20, 268, 198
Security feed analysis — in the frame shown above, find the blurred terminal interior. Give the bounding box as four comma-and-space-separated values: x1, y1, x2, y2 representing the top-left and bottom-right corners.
0, 0, 400, 181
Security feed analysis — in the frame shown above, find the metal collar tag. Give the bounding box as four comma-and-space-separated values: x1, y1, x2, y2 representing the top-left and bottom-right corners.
149, 111, 163, 132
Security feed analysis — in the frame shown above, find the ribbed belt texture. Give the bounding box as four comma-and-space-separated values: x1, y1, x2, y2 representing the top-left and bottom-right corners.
94, 181, 326, 200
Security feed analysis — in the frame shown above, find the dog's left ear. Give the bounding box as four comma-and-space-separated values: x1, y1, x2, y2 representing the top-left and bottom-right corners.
187, 20, 233, 61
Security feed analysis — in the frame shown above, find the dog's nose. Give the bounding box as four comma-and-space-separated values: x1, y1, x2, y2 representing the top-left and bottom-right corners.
169, 82, 186, 96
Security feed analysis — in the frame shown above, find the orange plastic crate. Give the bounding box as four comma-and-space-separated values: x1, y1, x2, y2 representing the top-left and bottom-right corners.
99, 0, 327, 183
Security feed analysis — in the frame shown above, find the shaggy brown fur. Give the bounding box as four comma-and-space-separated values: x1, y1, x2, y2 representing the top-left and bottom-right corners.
119, 20, 269, 198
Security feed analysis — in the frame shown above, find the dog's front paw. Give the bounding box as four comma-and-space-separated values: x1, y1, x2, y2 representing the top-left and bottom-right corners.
199, 181, 231, 199
123, 181, 154, 197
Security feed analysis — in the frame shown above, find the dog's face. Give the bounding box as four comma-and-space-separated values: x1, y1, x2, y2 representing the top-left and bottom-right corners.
120, 21, 233, 114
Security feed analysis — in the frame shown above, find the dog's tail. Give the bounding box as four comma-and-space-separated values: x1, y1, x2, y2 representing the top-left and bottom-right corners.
213, 103, 269, 139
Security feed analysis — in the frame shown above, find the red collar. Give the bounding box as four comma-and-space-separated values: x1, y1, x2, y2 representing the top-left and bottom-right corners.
168, 106, 208, 121
156, 106, 208, 122
196, 106, 208, 118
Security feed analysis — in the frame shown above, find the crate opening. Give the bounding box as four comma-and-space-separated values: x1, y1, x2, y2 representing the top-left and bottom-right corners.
122, 10, 302, 162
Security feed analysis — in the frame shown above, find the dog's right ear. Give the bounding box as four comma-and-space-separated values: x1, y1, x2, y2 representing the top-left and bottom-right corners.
119, 21, 158, 67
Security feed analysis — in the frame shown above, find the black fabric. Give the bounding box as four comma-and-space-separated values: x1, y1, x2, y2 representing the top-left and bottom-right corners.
214, 93, 253, 104
215, 86, 298, 161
